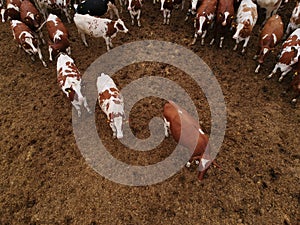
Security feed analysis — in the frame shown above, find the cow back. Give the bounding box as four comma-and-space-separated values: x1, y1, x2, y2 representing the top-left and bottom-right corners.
76, 0, 108, 16
196, 0, 217, 16
260, 14, 283, 47
46, 15, 69, 40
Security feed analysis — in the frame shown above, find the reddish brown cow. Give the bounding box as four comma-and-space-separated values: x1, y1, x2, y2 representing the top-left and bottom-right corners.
2, 0, 21, 22
163, 101, 218, 181
253, 14, 283, 73
210, 0, 235, 48
45, 13, 71, 61
20, 0, 43, 31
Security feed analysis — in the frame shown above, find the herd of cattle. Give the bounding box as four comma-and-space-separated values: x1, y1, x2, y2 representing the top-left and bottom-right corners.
0, 0, 299, 180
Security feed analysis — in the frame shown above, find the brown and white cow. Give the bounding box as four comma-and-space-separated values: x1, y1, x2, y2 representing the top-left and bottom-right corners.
34, 0, 72, 23
191, 0, 217, 45
209, 0, 235, 48
45, 13, 71, 61
73, 13, 128, 51
284, 1, 300, 39
185, 0, 201, 21
163, 101, 219, 181
160, 0, 185, 25
127, 0, 143, 27
268, 28, 300, 82
255, 0, 283, 24
232, 0, 258, 54
253, 14, 283, 73
97, 73, 125, 139
11, 20, 47, 67
57, 52, 91, 117
20, 0, 45, 44
1, 0, 22, 22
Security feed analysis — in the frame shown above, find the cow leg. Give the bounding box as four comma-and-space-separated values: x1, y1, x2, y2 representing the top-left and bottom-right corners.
255, 64, 261, 73
181, 0, 184, 11
109, 122, 117, 138
279, 68, 292, 82
137, 10, 141, 27
36, 47, 47, 67
219, 37, 224, 48
191, 33, 197, 45
167, 11, 171, 25
209, 38, 215, 46
284, 24, 292, 40
48, 45, 53, 61
38, 31, 46, 45
62, 7, 72, 23
83, 97, 91, 113
71, 100, 82, 117
163, 10, 167, 25
267, 64, 279, 79
104, 36, 111, 51
241, 37, 250, 54
201, 30, 207, 46
163, 117, 170, 137
79, 32, 88, 47
130, 11, 135, 25
233, 39, 239, 51
66, 46, 71, 56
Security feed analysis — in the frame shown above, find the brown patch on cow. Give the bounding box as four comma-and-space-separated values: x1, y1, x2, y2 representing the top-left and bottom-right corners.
240, 20, 253, 38
106, 21, 117, 37
68, 88, 75, 101
130, 0, 142, 10
11, 21, 33, 44
99, 90, 112, 105
241, 6, 257, 21
283, 35, 300, 49
196, 0, 217, 17
112, 99, 121, 104
280, 49, 298, 65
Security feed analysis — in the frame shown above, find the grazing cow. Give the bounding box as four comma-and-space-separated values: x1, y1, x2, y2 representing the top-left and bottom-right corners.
74, 0, 120, 20
57, 53, 91, 117
127, 0, 142, 27
1, 0, 21, 22
11, 20, 47, 67
45, 13, 71, 61
163, 101, 218, 181
255, 0, 282, 24
97, 73, 125, 139
34, 0, 72, 23
191, 0, 217, 45
209, 0, 235, 48
284, 1, 300, 39
268, 28, 300, 82
253, 14, 283, 73
73, 13, 128, 51
232, 0, 258, 54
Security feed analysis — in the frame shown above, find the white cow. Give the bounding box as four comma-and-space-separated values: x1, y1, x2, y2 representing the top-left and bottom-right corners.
255, 0, 282, 24
97, 73, 125, 139
57, 53, 91, 117
232, 0, 258, 54
73, 13, 128, 51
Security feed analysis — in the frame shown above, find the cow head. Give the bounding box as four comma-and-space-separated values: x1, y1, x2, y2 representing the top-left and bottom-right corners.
20, 32, 39, 54
233, 20, 252, 39
115, 19, 128, 33
218, 12, 234, 27
191, 0, 199, 11
23, 12, 41, 30
109, 113, 124, 139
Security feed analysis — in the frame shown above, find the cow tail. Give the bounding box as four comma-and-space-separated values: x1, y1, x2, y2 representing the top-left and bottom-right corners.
36, 20, 47, 32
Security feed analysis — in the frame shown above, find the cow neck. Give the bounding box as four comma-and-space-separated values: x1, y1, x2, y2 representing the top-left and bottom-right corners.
106, 21, 117, 37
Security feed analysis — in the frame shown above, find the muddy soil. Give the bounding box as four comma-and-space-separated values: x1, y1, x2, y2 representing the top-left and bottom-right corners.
0, 1, 299, 225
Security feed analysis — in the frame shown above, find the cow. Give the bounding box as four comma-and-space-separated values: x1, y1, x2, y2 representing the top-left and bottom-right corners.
191, 0, 217, 46
209, 0, 235, 48
290, 65, 300, 103
267, 28, 300, 82
43, 13, 71, 61
160, 0, 185, 25
163, 101, 219, 181
284, 1, 300, 39
253, 14, 283, 73
255, 0, 283, 24
73, 13, 128, 51
1, 0, 21, 22
34, 0, 72, 23
57, 52, 91, 117
185, 0, 201, 21
11, 20, 47, 67
127, 0, 142, 27
97, 73, 125, 139
0, 3, 6, 22
232, 0, 258, 54
74, 0, 120, 20
20, 0, 45, 44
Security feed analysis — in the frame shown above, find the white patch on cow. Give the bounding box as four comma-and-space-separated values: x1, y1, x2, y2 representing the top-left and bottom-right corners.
222, 12, 229, 26
272, 33, 277, 44
262, 34, 268, 40
47, 13, 59, 26
19, 31, 38, 53
26, 12, 35, 21
201, 158, 210, 168
54, 30, 64, 41
233, 23, 244, 40
263, 47, 269, 55
191, 0, 198, 10
7, 3, 19, 11
198, 128, 204, 135
178, 109, 182, 114
197, 16, 206, 35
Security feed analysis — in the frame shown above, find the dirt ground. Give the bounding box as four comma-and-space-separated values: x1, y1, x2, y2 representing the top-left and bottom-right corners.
0, 1, 299, 224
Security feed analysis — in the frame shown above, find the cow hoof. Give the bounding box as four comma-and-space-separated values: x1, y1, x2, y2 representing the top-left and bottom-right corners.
291, 98, 297, 104
267, 74, 273, 79
185, 162, 191, 168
